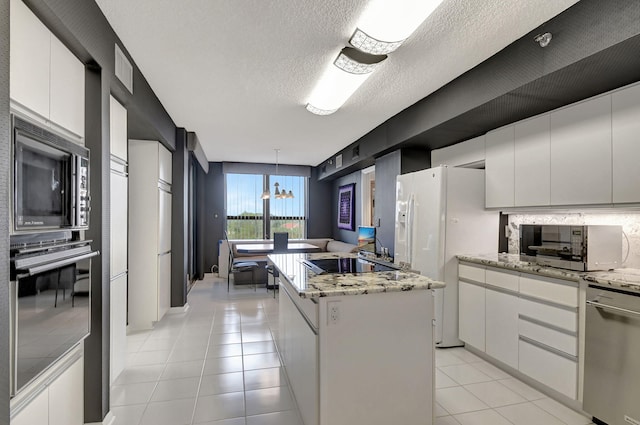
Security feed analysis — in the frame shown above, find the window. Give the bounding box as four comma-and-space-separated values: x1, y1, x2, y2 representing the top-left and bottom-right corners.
226, 173, 307, 240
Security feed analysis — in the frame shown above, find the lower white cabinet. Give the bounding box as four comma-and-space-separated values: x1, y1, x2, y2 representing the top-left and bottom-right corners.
458, 261, 581, 400
458, 281, 485, 351
11, 389, 48, 425
11, 354, 84, 425
279, 283, 318, 425
110, 273, 128, 384
485, 288, 519, 369
48, 358, 84, 425
278, 275, 434, 425
519, 339, 578, 399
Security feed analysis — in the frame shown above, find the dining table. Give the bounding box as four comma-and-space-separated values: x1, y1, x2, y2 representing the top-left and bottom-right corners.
235, 242, 322, 254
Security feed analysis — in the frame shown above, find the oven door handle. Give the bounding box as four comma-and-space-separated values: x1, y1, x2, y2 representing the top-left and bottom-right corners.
25, 251, 100, 276
586, 299, 640, 318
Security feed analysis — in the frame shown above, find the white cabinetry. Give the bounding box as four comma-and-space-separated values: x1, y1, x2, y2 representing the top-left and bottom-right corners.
458, 261, 580, 400
110, 95, 128, 161
9, 0, 50, 119
11, 353, 84, 425
11, 389, 48, 425
550, 95, 612, 205
612, 83, 640, 203
10, 0, 84, 137
485, 125, 514, 208
129, 140, 172, 330
48, 358, 84, 425
458, 281, 485, 351
279, 283, 318, 425
50, 36, 85, 137
514, 114, 550, 206
486, 289, 518, 368
110, 96, 128, 383
277, 275, 434, 425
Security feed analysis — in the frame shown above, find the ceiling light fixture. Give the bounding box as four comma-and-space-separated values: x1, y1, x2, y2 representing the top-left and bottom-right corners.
261, 149, 294, 200
350, 0, 444, 55
306, 47, 387, 115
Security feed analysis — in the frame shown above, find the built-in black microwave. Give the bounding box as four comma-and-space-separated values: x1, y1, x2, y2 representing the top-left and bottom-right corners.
12, 116, 90, 233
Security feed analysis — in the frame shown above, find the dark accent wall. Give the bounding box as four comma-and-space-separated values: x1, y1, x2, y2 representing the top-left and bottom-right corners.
195, 164, 207, 279
332, 171, 362, 245
316, 0, 640, 181
0, 0, 10, 422
204, 163, 225, 272
307, 168, 332, 238
84, 64, 110, 421
171, 129, 188, 307
373, 152, 400, 256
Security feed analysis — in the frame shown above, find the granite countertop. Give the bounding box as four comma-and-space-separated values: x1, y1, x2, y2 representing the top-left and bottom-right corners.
457, 253, 640, 294
268, 252, 445, 299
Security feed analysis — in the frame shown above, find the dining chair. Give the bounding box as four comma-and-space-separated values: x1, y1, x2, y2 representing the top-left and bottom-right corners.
266, 232, 289, 297
225, 231, 259, 292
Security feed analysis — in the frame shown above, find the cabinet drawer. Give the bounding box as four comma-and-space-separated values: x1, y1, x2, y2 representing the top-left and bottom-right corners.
485, 268, 519, 292
459, 263, 485, 283
518, 297, 577, 332
518, 317, 577, 356
519, 339, 577, 399
519, 274, 578, 307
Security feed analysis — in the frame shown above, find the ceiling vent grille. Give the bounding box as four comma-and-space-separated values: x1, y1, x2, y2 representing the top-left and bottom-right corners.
114, 44, 133, 94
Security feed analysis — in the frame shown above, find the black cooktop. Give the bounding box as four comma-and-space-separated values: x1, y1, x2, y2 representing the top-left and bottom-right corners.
302, 258, 398, 274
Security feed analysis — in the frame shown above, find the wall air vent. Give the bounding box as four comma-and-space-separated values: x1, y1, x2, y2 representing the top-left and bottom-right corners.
352, 146, 360, 160
114, 44, 133, 94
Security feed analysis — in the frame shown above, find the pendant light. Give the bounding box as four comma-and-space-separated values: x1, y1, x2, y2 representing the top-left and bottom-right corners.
261, 149, 294, 200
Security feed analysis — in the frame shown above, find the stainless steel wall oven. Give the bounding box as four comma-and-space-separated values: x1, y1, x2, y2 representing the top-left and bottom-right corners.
9, 231, 98, 396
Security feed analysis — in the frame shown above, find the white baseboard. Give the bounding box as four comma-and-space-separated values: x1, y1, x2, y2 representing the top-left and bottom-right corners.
168, 303, 190, 314
85, 410, 115, 425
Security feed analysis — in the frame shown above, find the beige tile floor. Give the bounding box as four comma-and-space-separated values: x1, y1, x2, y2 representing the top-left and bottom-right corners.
110, 274, 595, 425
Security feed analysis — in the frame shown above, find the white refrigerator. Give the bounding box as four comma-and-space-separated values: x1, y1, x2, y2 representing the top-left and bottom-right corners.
394, 166, 498, 347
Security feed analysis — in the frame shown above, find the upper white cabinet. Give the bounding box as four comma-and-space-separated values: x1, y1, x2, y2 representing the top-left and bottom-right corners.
550, 95, 612, 205
10, 0, 85, 137
10, 0, 50, 119
159, 145, 172, 184
612, 83, 640, 204
110, 96, 128, 161
485, 125, 515, 208
50, 35, 85, 137
514, 114, 550, 206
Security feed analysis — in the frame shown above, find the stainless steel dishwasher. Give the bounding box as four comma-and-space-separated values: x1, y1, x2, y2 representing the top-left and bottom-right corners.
584, 285, 640, 425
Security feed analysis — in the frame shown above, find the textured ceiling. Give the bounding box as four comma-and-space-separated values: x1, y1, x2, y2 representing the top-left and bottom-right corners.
94, 0, 580, 166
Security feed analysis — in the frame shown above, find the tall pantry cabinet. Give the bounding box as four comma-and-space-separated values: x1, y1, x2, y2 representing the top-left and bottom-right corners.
109, 96, 128, 383
128, 140, 173, 330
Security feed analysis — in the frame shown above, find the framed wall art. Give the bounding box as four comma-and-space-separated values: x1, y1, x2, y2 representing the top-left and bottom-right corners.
337, 183, 355, 231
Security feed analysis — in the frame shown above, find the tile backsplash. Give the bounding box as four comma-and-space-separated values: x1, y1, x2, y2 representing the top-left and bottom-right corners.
507, 211, 640, 269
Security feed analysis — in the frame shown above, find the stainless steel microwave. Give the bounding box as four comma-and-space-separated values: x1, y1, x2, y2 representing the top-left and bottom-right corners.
11, 116, 90, 233
520, 224, 622, 271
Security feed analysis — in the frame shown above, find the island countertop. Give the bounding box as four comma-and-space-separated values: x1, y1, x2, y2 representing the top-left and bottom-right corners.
457, 253, 640, 294
268, 252, 445, 299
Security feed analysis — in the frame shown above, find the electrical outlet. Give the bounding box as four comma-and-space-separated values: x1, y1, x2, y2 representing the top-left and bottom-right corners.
328, 301, 340, 325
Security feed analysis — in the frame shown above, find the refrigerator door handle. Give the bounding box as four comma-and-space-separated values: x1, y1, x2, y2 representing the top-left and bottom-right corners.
408, 195, 415, 266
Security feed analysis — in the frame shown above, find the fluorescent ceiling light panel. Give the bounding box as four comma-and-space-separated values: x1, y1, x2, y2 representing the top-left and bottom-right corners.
306, 48, 386, 115
352, 0, 444, 54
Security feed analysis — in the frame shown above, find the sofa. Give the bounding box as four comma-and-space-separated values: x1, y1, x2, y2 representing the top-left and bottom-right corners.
218, 238, 359, 284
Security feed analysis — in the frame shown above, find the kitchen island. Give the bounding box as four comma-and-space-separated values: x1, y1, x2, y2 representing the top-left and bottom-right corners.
269, 252, 445, 425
